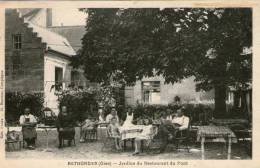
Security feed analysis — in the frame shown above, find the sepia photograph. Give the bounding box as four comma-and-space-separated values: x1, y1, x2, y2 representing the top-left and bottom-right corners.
2, 5, 253, 162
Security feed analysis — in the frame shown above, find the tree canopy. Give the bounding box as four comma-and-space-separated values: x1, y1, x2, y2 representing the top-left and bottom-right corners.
75, 8, 252, 118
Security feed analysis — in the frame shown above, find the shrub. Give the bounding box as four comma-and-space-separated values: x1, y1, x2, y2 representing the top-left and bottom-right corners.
5, 92, 44, 125
56, 89, 98, 122
126, 103, 214, 125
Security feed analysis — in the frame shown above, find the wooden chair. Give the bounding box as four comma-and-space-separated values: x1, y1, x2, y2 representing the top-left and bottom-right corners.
61, 137, 76, 147
173, 122, 191, 152
83, 125, 98, 142
5, 130, 22, 151
59, 128, 76, 147
101, 128, 118, 152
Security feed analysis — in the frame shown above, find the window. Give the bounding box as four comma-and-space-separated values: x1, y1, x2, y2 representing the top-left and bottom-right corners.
142, 81, 161, 104
12, 34, 22, 49
55, 67, 63, 91
11, 52, 22, 79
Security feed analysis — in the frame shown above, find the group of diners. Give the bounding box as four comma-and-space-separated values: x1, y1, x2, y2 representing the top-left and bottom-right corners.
19, 105, 189, 155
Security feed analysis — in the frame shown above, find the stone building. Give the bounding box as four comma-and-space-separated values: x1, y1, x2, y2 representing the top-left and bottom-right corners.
5, 9, 86, 113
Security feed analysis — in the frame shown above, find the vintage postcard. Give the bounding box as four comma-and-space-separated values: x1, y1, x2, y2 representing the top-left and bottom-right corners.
0, 1, 259, 168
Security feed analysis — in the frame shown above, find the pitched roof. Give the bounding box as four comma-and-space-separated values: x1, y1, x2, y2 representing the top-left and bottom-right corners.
26, 22, 76, 56
14, 9, 76, 57
48, 25, 85, 52
18, 8, 41, 21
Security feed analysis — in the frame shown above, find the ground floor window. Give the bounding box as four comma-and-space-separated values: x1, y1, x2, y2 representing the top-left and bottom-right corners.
55, 66, 63, 91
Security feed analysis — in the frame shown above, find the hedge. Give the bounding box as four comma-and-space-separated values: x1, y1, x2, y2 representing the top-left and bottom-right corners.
124, 103, 214, 125
5, 92, 44, 125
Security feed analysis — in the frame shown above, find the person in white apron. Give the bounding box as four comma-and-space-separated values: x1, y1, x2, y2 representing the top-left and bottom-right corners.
19, 107, 37, 149
122, 107, 134, 128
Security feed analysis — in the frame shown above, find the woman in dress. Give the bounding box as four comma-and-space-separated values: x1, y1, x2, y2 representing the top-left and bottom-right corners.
122, 107, 134, 127
19, 107, 37, 149
56, 106, 76, 148
98, 108, 106, 123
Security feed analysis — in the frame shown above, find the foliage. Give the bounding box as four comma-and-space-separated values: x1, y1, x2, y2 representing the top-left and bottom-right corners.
76, 8, 252, 118
55, 88, 98, 122
127, 103, 214, 125
5, 92, 44, 125
55, 84, 124, 122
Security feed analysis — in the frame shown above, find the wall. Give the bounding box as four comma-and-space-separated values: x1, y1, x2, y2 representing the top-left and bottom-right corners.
44, 52, 72, 114
125, 76, 214, 105
5, 9, 45, 93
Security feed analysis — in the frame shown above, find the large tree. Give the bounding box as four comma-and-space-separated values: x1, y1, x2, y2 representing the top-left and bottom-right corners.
75, 8, 252, 118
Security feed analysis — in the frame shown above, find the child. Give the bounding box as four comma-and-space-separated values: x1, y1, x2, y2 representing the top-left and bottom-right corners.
107, 117, 122, 150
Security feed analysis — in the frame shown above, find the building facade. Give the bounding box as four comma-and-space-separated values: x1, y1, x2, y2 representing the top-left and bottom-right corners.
125, 75, 214, 105
5, 9, 85, 113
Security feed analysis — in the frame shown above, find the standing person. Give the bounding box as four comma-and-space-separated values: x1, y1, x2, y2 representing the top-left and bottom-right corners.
106, 107, 119, 124
122, 107, 134, 127
19, 107, 37, 149
56, 106, 76, 148
98, 108, 106, 122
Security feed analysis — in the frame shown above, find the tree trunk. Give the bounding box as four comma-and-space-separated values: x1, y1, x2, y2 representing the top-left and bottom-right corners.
214, 84, 227, 118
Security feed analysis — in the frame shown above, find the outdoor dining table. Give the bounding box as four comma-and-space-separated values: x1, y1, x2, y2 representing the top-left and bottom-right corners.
120, 125, 144, 140
197, 125, 237, 160
37, 125, 56, 152
120, 125, 158, 152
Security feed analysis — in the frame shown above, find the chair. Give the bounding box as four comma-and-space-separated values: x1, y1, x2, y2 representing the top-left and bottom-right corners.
83, 124, 98, 142
22, 129, 38, 148
5, 130, 22, 151
123, 139, 134, 151
173, 122, 191, 152
101, 128, 118, 152
59, 128, 76, 147
61, 137, 76, 147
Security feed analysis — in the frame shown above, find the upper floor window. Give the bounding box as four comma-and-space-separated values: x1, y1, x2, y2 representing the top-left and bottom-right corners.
142, 81, 161, 104
12, 34, 22, 49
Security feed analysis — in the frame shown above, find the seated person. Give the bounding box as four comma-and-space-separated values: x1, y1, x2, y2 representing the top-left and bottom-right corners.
107, 117, 122, 150
80, 115, 97, 142
19, 107, 37, 150
157, 108, 189, 153
172, 108, 189, 131
56, 106, 76, 148
106, 107, 119, 124
133, 119, 157, 155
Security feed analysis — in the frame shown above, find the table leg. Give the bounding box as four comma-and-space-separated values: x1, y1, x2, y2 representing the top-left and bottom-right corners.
46, 130, 49, 149
19, 141, 22, 150
227, 135, 232, 160
141, 140, 144, 153
123, 140, 126, 151
201, 136, 205, 160
42, 129, 52, 152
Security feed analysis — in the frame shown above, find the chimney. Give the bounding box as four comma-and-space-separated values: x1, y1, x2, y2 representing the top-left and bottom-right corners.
46, 8, 52, 27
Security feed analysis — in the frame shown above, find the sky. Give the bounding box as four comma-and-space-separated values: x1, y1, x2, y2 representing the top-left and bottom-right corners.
52, 8, 87, 26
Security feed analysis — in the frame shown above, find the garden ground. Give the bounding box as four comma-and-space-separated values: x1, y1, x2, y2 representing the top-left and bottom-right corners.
5, 127, 251, 160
